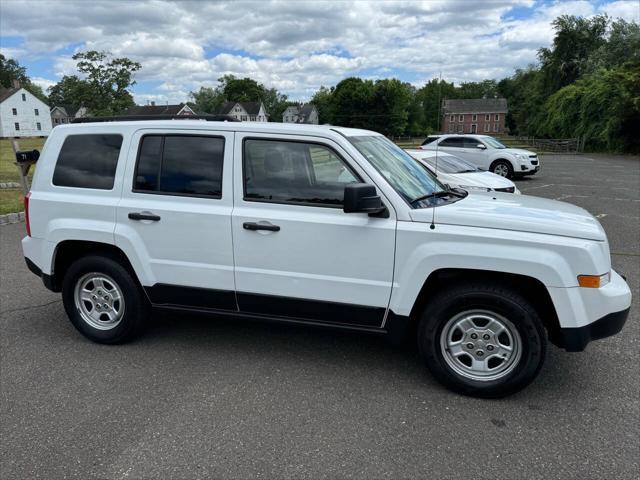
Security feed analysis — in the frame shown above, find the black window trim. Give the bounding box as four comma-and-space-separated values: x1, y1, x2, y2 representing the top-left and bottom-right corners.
439, 137, 464, 147
52, 133, 124, 191
132, 133, 225, 200
241, 136, 363, 210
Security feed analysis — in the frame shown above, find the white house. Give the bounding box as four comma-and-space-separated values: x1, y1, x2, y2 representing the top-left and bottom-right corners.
50, 105, 90, 125
0, 84, 52, 137
220, 101, 268, 122
282, 103, 319, 124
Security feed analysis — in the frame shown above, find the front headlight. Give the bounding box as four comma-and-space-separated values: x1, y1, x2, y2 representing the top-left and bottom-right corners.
516, 153, 528, 161
459, 185, 491, 192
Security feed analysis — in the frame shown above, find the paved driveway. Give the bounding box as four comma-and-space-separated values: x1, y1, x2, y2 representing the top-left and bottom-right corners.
1, 153, 638, 479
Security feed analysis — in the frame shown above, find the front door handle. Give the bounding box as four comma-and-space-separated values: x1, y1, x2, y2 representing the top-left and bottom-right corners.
128, 212, 161, 221
243, 222, 280, 232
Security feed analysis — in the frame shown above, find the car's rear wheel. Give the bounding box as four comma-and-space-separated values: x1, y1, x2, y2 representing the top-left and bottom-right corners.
491, 160, 513, 178
418, 283, 546, 398
62, 255, 147, 344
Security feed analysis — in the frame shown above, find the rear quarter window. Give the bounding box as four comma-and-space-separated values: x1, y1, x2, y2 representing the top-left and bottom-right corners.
52, 134, 123, 189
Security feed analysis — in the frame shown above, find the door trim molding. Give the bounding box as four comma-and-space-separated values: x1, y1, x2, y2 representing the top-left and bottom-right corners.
144, 283, 386, 328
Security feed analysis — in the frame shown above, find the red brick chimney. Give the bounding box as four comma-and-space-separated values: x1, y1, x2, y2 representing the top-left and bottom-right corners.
12, 79, 21, 89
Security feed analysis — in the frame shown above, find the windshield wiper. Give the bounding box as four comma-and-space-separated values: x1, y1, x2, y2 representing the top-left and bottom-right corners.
409, 190, 452, 205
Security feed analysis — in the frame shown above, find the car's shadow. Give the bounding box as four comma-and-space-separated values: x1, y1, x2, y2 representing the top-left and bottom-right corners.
133, 308, 581, 401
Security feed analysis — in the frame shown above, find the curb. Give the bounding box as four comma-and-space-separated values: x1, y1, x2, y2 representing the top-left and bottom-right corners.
0, 182, 21, 189
0, 212, 25, 225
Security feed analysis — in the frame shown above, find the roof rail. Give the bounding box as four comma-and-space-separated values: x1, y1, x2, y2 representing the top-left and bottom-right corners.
71, 114, 240, 124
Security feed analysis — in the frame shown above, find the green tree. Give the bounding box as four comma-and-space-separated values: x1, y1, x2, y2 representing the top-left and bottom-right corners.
261, 86, 289, 122
48, 75, 93, 109
370, 79, 412, 136
189, 86, 225, 114
331, 77, 376, 129
416, 78, 456, 132
48, 50, 141, 115
537, 63, 640, 152
0, 54, 48, 102
221, 75, 264, 102
538, 14, 609, 95
454, 80, 499, 100
311, 86, 335, 124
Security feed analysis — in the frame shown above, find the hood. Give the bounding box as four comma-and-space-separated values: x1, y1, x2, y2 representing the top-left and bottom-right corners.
449, 171, 515, 189
409, 191, 606, 241
504, 148, 536, 156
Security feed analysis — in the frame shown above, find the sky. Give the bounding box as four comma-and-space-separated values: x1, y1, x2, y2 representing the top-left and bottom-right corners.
1, 0, 638, 104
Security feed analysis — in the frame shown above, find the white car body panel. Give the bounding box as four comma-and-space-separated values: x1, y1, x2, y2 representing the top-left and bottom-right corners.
21, 120, 630, 338
230, 132, 396, 314
114, 128, 236, 292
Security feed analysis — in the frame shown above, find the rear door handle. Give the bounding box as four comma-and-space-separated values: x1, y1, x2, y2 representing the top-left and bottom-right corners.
243, 222, 280, 232
128, 212, 161, 221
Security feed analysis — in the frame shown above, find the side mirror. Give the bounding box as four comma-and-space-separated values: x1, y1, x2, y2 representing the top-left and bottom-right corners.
476, 144, 486, 149
343, 183, 386, 215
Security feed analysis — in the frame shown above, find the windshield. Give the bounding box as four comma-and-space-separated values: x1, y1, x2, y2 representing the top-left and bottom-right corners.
349, 135, 446, 205
482, 137, 507, 149
421, 154, 479, 174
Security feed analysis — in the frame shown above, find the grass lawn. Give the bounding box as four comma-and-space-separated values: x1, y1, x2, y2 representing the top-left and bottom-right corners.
0, 137, 45, 183
0, 189, 24, 215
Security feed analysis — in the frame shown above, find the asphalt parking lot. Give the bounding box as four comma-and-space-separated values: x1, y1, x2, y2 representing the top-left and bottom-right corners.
1, 153, 638, 479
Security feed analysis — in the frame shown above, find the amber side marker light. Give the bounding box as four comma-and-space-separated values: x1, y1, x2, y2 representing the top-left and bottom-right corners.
578, 272, 611, 288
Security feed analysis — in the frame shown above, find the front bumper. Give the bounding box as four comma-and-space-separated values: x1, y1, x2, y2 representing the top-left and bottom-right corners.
519, 164, 540, 175
557, 307, 630, 352
548, 270, 632, 351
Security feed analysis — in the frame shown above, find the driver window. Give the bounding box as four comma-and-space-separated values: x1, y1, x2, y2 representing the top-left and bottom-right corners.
244, 139, 359, 207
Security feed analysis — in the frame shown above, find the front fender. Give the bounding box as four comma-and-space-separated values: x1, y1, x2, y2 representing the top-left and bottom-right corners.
390, 222, 608, 318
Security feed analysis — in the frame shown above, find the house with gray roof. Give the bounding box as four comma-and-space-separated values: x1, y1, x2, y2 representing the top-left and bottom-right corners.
219, 101, 268, 122
282, 103, 319, 124
442, 98, 508, 134
50, 105, 90, 125
123, 102, 196, 117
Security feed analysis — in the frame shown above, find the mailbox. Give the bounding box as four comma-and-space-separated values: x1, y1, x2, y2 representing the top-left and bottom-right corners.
15, 149, 40, 163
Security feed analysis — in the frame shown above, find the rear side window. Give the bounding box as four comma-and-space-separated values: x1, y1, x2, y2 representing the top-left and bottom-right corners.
52, 134, 123, 189
421, 136, 438, 146
438, 137, 464, 147
463, 137, 482, 148
134, 135, 224, 198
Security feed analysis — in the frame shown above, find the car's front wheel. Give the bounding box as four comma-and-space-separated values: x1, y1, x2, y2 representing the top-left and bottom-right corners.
62, 255, 148, 344
491, 160, 513, 178
418, 283, 546, 397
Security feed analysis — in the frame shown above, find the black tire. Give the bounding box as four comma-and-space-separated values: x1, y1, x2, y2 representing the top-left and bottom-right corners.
62, 255, 148, 344
417, 283, 546, 398
490, 159, 514, 179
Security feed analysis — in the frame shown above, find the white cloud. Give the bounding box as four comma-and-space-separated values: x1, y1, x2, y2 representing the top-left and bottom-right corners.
30, 76, 56, 91
1, 0, 637, 102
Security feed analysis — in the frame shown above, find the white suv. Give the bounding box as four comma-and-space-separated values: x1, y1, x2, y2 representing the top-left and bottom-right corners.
421, 134, 540, 178
22, 118, 631, 397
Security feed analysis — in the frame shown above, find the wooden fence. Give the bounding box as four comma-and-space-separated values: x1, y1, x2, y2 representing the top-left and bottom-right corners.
511, 136, 585, 153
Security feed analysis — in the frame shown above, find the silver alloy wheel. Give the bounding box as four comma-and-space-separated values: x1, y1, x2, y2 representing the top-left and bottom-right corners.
439, 309, 522, 381
73, 272, 125, 330
493, 162, 510, 177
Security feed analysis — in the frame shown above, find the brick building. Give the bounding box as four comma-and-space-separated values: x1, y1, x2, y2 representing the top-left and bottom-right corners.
442, 98, 507, 135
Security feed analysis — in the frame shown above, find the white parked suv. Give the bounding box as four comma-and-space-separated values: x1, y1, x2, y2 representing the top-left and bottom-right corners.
22, 118, 631, 397
421, 134, 540, 178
